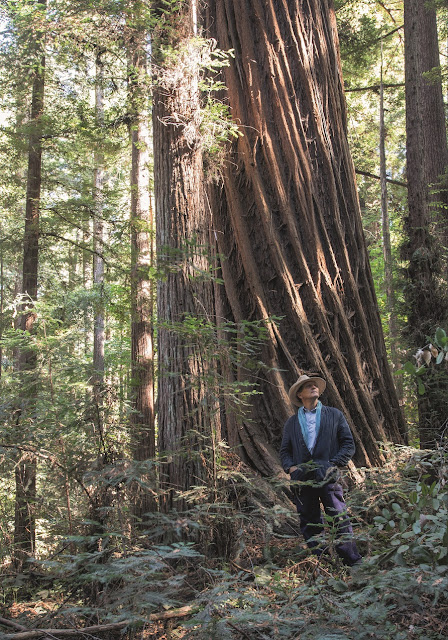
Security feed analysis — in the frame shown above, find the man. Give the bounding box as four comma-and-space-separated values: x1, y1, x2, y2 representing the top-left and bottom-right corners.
280, 374, 362, 566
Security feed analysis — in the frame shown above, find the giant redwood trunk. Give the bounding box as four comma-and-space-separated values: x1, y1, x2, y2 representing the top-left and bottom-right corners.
14, 0, 46, 567
404, 0, 448, 448
153, 4, 221, 506
205, 0, 406, 473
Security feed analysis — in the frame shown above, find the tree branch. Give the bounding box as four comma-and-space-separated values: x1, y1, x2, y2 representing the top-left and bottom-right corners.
355, 169, 407, 188
0, 618, 27, 632
379, 24, 403, 40
0, 606, 198, 639
0, 443, 92, 503
39, 232, 113, 266
345, 82, 404, 93
375, 2, 398, 25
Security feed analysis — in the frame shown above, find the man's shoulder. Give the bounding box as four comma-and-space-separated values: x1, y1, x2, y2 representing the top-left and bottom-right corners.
284, 413, 297, 427
320, 404, 339, 412
321, 405, 345, 418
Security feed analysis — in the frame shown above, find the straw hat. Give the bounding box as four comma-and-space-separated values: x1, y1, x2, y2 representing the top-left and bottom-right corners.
288, 374, 326, 407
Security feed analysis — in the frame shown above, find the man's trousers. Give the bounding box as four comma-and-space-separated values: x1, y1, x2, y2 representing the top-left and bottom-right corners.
293, 481, 362, 566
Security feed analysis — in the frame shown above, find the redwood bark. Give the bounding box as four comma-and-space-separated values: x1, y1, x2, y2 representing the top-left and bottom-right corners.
205, 0, 406, 472
153, 3, 221, 506
404, 0, 448, 337
404, 0, 448, 447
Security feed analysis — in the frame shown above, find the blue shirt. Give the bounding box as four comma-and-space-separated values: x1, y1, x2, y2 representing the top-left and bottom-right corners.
298, 401, 322, 452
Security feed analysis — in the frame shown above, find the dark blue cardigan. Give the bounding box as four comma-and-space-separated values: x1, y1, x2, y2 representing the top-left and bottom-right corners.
280, 405, 355, 483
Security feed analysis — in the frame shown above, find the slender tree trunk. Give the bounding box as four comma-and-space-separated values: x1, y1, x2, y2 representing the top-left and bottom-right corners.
84, 51, 111, 562
14, 0, 46, 568
83, 211, 90, 357
205, 0, 406, 473
14, 454, 36, 564
127, 3, 156, 521
153, 1, 221, 508
0, 223, 3, 381
92, 51, 105, 437
404, 0, 448, 447
379, 48, 401, 402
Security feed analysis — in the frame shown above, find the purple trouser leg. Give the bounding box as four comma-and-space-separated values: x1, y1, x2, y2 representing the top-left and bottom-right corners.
294, 482, 362, 566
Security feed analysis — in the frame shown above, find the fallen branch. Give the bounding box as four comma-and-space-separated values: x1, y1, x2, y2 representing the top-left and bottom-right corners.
215, 610, 253, 640
0, 606, 197, 639
230, 560, 254, 574
0, 618, 27, 632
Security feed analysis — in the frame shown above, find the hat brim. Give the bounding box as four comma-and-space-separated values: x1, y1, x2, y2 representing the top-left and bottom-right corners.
289, 376, 326, 406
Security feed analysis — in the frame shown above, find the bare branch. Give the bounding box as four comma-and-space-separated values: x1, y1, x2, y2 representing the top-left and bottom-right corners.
0, 606, 198, 639
355, 169, 407, 188
346, 82, 404, 93
39, 232, 113, 266
0, 443, 92, 503
0, 617, 27, 632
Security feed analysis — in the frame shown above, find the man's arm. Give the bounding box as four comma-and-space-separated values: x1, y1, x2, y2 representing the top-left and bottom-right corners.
330, 411, 355, 467
280, 418, 295, 473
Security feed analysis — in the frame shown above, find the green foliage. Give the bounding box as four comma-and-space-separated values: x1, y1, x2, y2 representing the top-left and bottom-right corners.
397, 328, 448, 395
337, 3, 384, 86
158, 311, 283, 423
0, 446, 447, 639
373, 479, 448, 566
154, 35, 241, 165
181, 447, 448, 640
337, 0, 408, 411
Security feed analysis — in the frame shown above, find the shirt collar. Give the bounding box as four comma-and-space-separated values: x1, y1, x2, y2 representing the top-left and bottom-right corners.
299, 400, 321, 415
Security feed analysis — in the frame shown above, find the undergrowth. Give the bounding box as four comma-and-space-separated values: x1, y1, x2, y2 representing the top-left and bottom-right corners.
1, 445, 447, 640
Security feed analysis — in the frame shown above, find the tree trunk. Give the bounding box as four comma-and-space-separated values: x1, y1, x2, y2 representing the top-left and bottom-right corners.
379, 49, 401, 402
14, 0, 46, 568
153, 2, 221, 507
82, 210, 90, 356
92, 51, 105, 436
0, 222, 3, 381
14, 452, 36, 565
205, 0, 406, 473
403, 0, 448, 447
127, 3, 156, 520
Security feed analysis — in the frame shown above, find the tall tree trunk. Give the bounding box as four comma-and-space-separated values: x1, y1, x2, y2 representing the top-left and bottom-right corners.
86, 51, 112, 560
205, 0, 406, 473
404, 0, 448, 447
127, 3, 156, 521
92, 51, 105, 437
14, 0, 46, 568
83, 210, 90, 357
153, 2, 221, 508
0, 222, 3, 381
379, 48, 401, 402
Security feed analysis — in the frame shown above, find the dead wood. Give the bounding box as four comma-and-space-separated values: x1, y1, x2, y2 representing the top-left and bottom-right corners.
0, 606, 197, 639
0, 618, 27, 632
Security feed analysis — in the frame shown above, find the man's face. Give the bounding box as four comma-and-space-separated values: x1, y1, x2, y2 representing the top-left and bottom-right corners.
297, 381, 320, 404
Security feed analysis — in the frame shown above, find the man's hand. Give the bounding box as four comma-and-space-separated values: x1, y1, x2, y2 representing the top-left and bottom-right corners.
324, 465, 339, 481
288, 466, 298, 474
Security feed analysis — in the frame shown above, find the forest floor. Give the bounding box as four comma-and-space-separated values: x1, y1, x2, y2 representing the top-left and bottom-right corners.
1, 445, 448, 640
